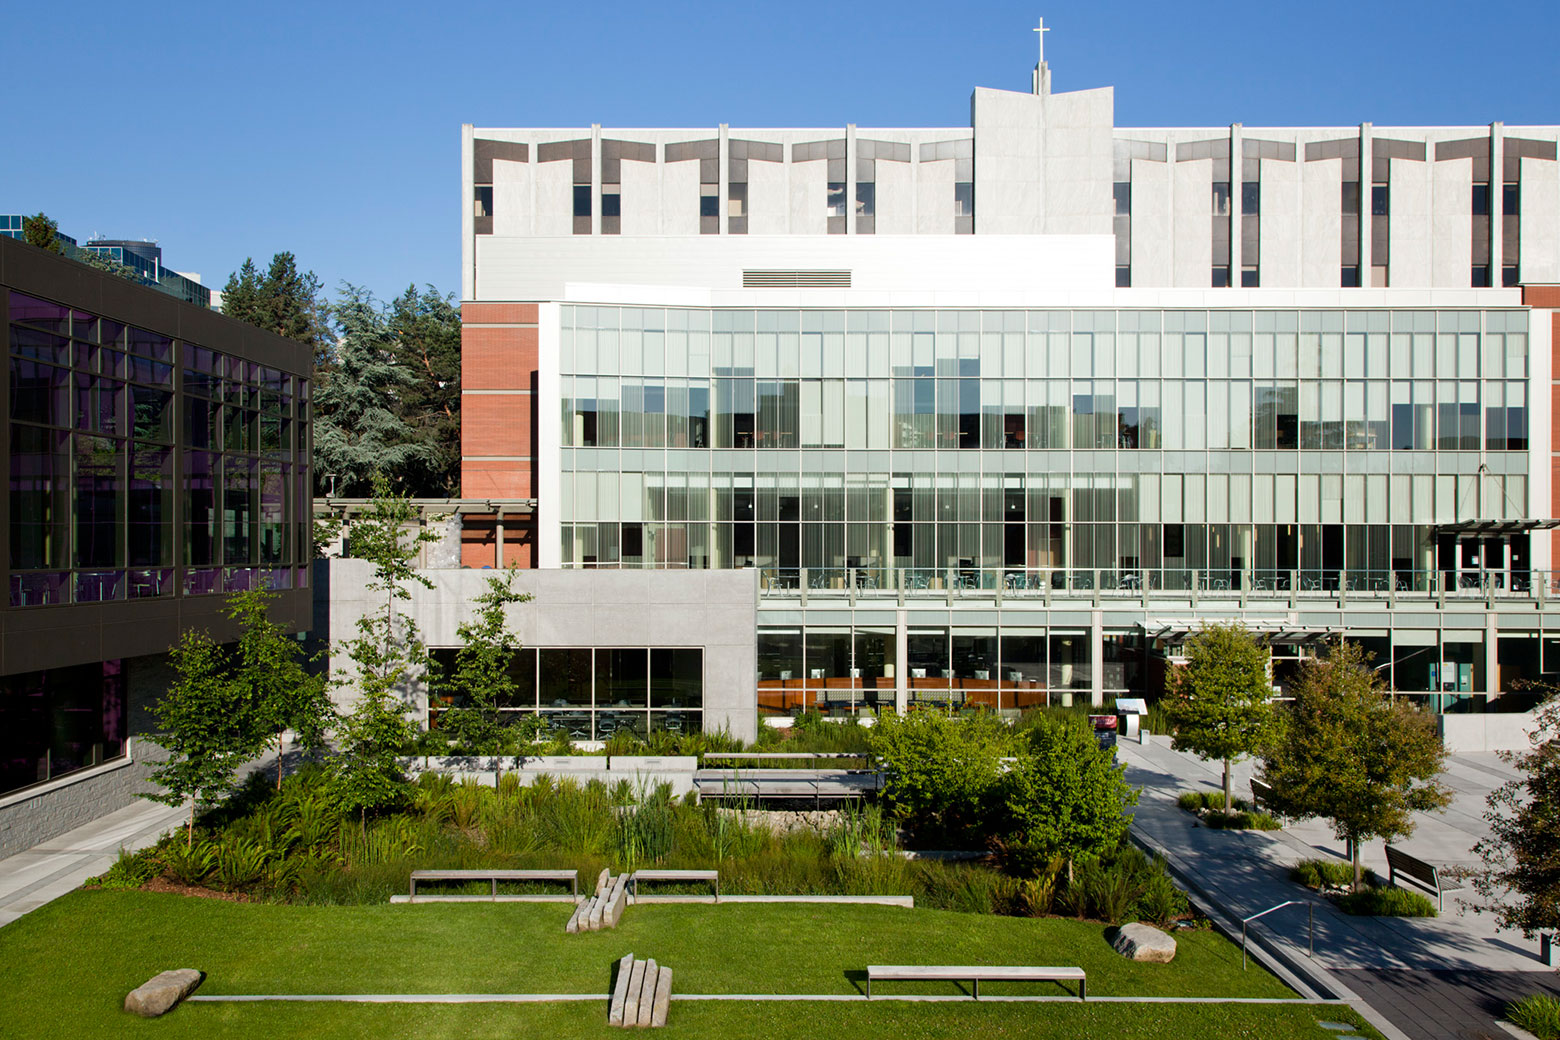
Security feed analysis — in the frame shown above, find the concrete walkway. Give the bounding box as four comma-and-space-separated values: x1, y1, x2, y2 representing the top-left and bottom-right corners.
1118, 735, 1558, 1040
0, 797, 186, 929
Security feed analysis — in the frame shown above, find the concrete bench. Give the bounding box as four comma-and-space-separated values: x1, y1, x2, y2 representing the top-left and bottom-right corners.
1384, 845, 1464, 912
629, 869, 719, 901
409, 868, 577, 901
866, 964, 1085, 1000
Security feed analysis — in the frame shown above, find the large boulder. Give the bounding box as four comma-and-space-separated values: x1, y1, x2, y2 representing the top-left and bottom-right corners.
125, 969, 203, 1017
1112, 923, 1177, 963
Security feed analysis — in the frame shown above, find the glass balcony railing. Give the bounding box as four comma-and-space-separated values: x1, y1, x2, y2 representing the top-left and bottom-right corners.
751, 566, 1550, 602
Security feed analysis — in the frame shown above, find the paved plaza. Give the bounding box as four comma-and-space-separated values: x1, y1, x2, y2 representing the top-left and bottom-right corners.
0, 798, 185, 929
1120, 735, 1559, 1040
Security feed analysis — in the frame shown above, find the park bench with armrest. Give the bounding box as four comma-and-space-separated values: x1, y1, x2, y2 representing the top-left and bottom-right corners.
1383, 845, 1464, 911
865, 964, 1085, 1000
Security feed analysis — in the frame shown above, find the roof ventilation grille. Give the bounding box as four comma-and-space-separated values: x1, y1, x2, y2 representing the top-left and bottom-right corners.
742, 269, 851, 288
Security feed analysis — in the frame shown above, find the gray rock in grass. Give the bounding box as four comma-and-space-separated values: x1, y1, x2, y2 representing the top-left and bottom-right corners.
1112, 922, 1178, 963
124, 969, 203, 1017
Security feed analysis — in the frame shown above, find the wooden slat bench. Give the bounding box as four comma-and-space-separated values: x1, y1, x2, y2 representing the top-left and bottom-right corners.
408, 869, 578, 901
1250, 778, 1275, 810
629, 869, 719, 901
1383, 845, 1464, 911
865, 964, 1086, 1000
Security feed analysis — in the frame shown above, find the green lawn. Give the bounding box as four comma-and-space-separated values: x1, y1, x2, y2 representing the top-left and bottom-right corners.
0, 891, 1380, 1039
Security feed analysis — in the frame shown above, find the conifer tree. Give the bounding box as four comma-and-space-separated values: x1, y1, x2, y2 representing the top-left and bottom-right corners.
388, 284, 463, 496
314, 284, 436, 496
21, 213, 62, 253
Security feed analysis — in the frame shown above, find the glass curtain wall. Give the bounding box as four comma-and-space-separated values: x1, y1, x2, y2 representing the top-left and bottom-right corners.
561, 307, 1529, 591
429, 646, 703, 739
756, 625, 1143, 716
7, 290, 311, 606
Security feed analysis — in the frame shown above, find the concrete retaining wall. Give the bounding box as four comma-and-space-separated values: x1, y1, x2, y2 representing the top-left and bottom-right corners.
1438, 710, 1544, 753
402, 755, 699, 798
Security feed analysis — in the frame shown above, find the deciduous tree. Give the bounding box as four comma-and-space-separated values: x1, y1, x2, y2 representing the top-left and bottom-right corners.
144, 631, 261, 846
1165, 623, 1279, 815
1473, 692, 1560, 938
330, 475, 440, 825
224, 588, 333, 791
1262, 640, 1451, 890
440, 571, 533, 754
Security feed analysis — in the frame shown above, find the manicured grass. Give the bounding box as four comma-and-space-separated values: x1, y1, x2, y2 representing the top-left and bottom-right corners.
112, 1000, 1381, 1040
0, 890, 1381, 1039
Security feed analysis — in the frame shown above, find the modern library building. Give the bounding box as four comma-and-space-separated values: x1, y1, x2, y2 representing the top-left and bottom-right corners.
455, 60, 1560, 727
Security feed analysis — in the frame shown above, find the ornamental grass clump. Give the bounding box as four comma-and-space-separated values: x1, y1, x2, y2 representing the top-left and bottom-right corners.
1507, 994, 1560, 1040
1336, 885, 1437, 917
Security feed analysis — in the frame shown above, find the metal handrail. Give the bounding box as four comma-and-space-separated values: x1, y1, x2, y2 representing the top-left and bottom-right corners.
1240, 899, 1314, 970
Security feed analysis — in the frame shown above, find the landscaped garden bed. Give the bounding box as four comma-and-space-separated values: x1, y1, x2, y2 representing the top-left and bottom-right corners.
1288, 859, 1436, 917
1175, 791, 1281, 831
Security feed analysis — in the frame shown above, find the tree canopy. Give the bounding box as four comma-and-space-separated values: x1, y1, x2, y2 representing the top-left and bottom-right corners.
1165, 623, 1279, 813
221, 253, 333, 374
997, 713, 1138, 867
1262, 640, 1451, 889
1473, 692, 1560, 938
312, 284, 442, 497
21, 212, 61, 253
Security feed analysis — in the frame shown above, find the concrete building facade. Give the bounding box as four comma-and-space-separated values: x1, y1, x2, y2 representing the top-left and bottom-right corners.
457, 65, 1560, 729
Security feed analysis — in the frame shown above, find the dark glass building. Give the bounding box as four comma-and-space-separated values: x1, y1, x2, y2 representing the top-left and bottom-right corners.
0, 235, 312, 843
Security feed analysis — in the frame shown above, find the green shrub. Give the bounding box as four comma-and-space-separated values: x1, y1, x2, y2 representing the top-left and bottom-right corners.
1508, 994, 1560, 1040
1201, 809, 1281, 830
1177, 791, 1208, 812
1134, 863, 1190, 925
995, 714, 1138, 864
215, 839, 271, 891
159, 839, 218, 886
870, 709, 1014, 844
1337, 885, 1437, 917
1291, 858, 1378, 889
86, 848, 159, 890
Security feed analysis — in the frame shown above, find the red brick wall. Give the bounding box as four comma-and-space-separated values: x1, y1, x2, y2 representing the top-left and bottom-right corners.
461, 301, 540, 567
1523, 285, 1560, 309
460, 516, 533, 568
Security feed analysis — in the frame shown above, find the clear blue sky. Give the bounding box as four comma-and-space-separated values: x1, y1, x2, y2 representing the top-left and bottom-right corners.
4, 0, 1557, 306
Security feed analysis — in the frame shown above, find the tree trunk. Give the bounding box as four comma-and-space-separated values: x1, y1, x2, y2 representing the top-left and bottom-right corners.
1223, 757, 1233, 817
187, 802, 196, 849
1352, 840, 1363, 893
276, 732, 285, 792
